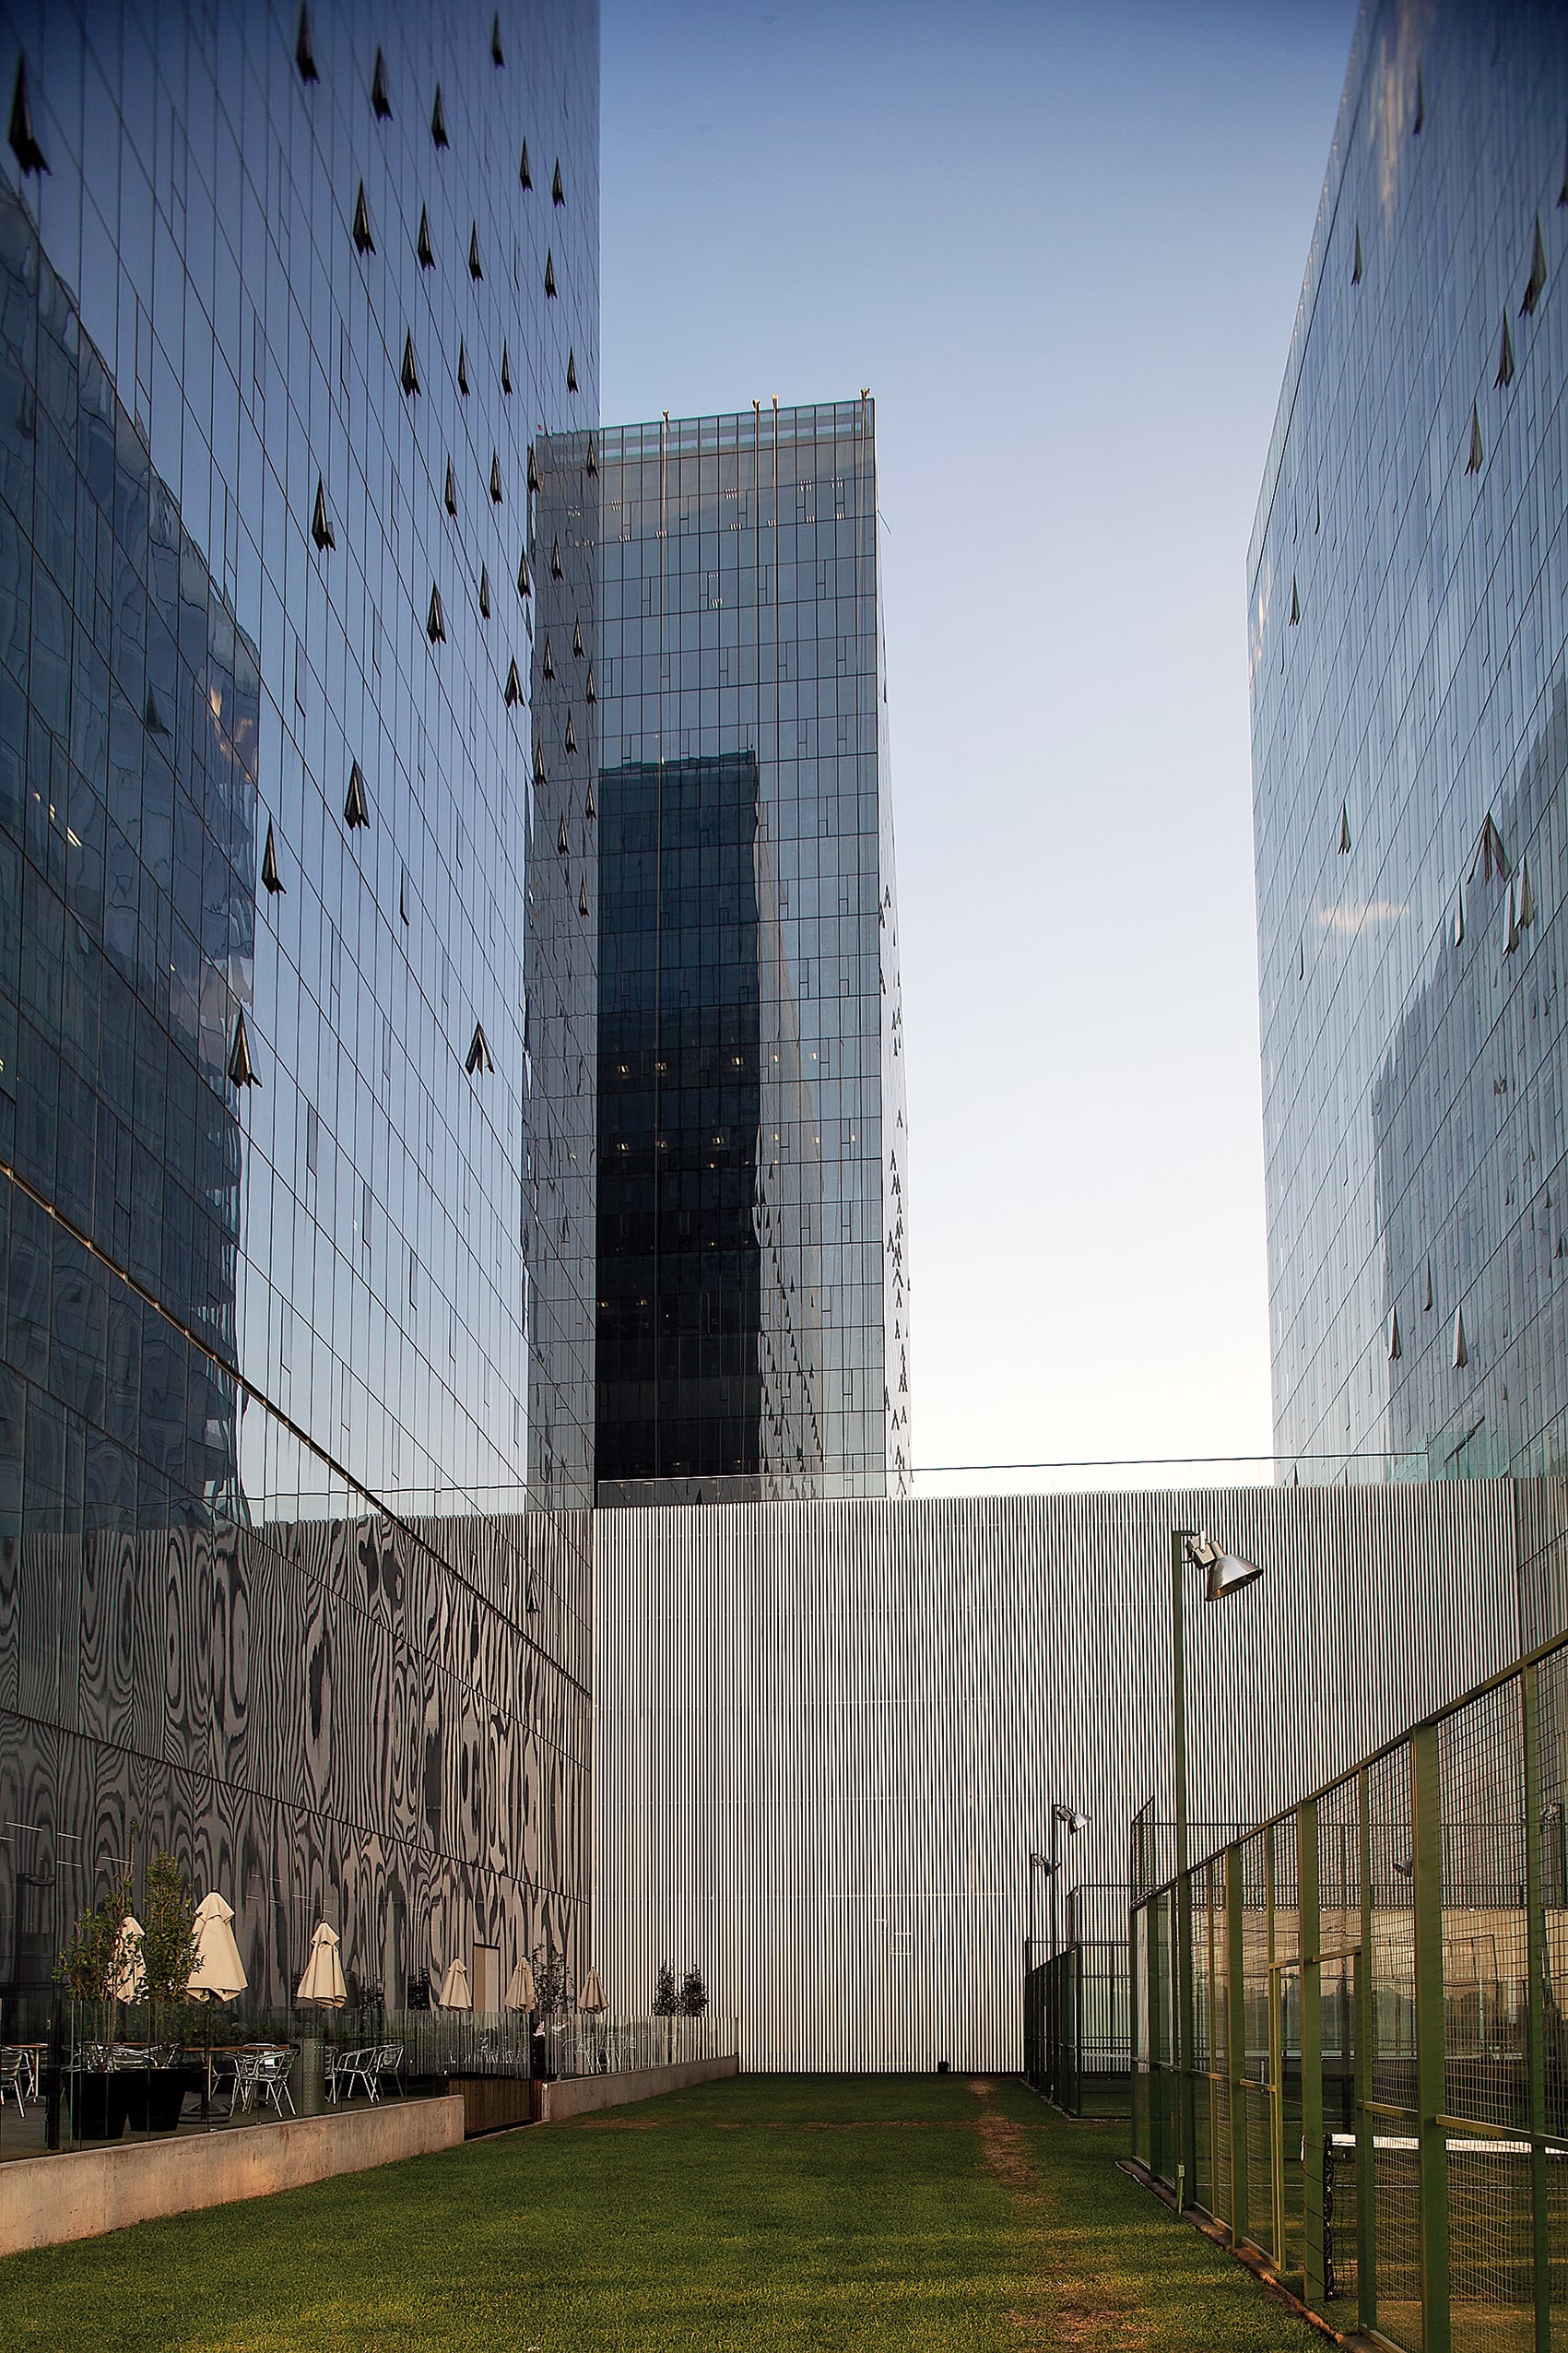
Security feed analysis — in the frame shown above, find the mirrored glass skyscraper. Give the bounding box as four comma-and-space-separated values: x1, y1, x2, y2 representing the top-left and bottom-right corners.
1252, 0, 1568, 1483
592, 402, 910, 1502
0, 4, 599, 2005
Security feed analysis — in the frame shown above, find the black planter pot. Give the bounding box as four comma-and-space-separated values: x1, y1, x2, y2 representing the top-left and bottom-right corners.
69, 2073, 131, 2142
146, 2067, 191, 2134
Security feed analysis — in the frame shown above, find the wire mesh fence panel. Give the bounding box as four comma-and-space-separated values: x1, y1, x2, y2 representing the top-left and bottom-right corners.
1537, 1649, 1568, 2148
1318, 1771, 1362, 2323
1241, 1830, 1271, 2253
1445, 2139, 1538, 2353
1274, 1819, 1306, 2281
1370, 1742, 1422, 2352
1550, 2146, 1568, 2353
1192, 1862, 1218, 2216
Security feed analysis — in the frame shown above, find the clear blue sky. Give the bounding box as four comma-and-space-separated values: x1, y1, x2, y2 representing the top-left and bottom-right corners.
600, 0, 1359, 1474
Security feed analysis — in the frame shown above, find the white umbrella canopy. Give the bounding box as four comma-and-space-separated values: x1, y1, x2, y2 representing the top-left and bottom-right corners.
186, 1891, 248, 2004
503, 1956, 536, 2012
295, 1921, 348, 2010
435, 1957, 471, 2011
112, 1915, 146, 2002
579, 1969, 607, 2015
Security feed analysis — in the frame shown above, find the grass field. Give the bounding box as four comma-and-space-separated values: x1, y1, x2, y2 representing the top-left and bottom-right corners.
1, 2075, 1324, 2350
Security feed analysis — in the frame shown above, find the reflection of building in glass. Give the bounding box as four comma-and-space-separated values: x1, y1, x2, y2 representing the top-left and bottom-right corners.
597, 751, 825, 1497
0, 8, 597, 2005
1251, 2, 1568, 1480
593, 404, 910, 1502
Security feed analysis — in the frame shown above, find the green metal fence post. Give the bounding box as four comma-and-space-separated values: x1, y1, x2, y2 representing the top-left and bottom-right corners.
1357, 1763, 1376, 2338
1410, 1722, 1451, 2353
1299, 1797, 1325, 2310
1172, 1531, 1196, 2211
1522, 1661, 1550, 2353
1228, 1839, 1247, 2242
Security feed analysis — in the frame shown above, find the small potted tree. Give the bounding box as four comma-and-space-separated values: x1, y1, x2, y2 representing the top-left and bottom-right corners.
55, 1867, 133, 2140
137, 1851, 200, 2132
530, 1943, 567, 2079
678, 1967, 709, 2019
653, 1959, 678, 2063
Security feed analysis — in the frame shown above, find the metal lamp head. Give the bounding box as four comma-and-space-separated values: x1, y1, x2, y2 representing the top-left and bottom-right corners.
1185, 1531, 1263, 1602
1052, 1803, 1088, 1835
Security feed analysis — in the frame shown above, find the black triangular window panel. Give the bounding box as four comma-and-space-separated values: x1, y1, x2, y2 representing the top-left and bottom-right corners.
527, 445, 540, 493
399, 864, 409, 925
501, 341, 513, 395
1522, 216, 1548, 315
427, 584, 446, 643
552, 158, 565, 206
344, 760, 370, 828
417, 207, 435, 269
145, 684, 168, 735
1466, 402, 1483, 475
8, 58, 47, 175
519, 139, 532, 190
1289, 577, 1300, 625
466, 1023, 494, 1077
262, 822, 284, 893
1351, 224, 1362, 285
458, 340, 470, 396
505, 658, 523, 707
517, 549, 532, 597
585, 436, 598, 477
584, 780, 595, 822
578, 878, 588, 918
544, 250, 556, 298
353, 183, 374, 254
1338, 802, 1351, 855
1413, 71, 1423, 134
444, 459, 458, 517
558, 813, 569, 856
490, 452, 504, 504
296, 6, 320, 83
479, 565, 491, 619
371, 48, 392, 118
430, 86, 449, 148
584, 663, 596, 704
572, 618, 584, 657
564, 712, 576, 753
229, 1008, 258, 1088
533, 744, 547, 786
312, 477, 335, 550
542, 635, 555, 680
1561, 123, 1568, 207
566, 348, 578, 394
469, 223, 483, 280
1496, 311, 1515, 387
400, 332, 420, 396
491, 14, 505, 66
551, 536, 563, 579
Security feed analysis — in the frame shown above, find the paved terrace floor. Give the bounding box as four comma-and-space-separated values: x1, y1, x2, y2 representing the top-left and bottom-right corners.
0, 2075, 1322, 2350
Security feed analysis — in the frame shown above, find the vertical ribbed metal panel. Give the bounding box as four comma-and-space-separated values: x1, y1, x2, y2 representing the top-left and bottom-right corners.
592, 1484, 1522, 2072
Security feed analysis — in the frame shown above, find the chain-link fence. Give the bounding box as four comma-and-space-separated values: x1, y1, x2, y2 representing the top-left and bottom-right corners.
1130, 1631, 1568, 2350
1024, 1883, 1132, 2116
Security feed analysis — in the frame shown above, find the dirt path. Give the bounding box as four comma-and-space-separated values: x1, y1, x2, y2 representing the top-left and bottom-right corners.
969, 2079, 1150, 2353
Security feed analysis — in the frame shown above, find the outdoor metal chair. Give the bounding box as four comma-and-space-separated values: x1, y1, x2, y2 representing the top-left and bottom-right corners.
253, 2046, 297, 2119
0, 2047, 28, 2116
226, 2049, 267, 2115
373, 2041, 406, 2099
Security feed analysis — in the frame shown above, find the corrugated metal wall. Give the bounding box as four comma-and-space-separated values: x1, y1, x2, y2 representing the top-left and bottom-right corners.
591, 1484, 1523, 2072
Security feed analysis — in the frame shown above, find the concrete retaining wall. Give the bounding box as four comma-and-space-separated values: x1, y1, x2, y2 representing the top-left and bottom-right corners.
534, 2052, 737, 2122
0, 2094, 466, 2257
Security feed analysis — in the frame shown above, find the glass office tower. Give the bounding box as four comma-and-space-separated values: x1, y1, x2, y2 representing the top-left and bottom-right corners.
1252, 0, 1568, 1481
0, 6, 597, 2004
592, 401, 911, 1503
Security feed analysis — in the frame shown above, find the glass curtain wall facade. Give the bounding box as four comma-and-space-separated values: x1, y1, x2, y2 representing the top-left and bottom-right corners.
0, 6, 598, 2007
593, 402, 910, 1504
1252, 1, 1568, 1481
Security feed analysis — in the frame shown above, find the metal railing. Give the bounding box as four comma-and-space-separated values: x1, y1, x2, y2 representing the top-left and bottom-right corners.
540, 2011, 737, 2079
1129, 1625, 1568, 2350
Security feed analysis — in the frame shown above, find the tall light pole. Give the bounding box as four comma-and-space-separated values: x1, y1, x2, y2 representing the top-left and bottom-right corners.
1045, 1801, 1087, 2107
1170, 1529, 1261, 2213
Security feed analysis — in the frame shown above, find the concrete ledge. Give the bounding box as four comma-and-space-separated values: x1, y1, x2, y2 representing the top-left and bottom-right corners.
534, 2052, 737, 2122
0, 2094, 466, 2256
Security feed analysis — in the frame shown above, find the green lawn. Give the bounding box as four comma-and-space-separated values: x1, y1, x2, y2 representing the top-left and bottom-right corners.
1, 2075, 1324, 2351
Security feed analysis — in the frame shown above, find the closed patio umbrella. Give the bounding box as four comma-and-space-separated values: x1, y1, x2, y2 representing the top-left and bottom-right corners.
503, 1956, 536, 2012
579, 1969, 607, 2015
186, 1891, 247, 2003
435, 1956, 471, 2011
112, 1915, 146, 2002
295, 1921, 348, 2009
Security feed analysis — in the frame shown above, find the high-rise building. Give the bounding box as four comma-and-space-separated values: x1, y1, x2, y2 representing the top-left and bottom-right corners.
591, 402, 911, 1502
0, 6, 598, 2003
1251, 1, 1568, 1482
